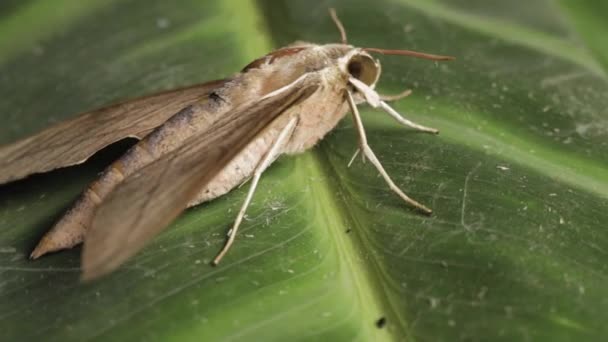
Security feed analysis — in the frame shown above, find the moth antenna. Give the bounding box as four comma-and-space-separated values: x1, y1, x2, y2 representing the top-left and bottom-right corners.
364, 48, 455, 61
329, 8, 348, 44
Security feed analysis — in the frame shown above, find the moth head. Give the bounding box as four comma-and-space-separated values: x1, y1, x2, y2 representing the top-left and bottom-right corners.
329, 8, 453, 91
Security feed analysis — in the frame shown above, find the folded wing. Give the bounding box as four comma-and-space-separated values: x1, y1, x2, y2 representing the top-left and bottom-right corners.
0, 80, 227, 184
81, 75, 320, 281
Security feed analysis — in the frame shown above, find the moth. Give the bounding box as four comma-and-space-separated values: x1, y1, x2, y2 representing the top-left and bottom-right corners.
0, 10, 453, 281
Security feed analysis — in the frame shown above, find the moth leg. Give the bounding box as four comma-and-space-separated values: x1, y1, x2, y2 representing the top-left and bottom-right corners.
212, 117, 298, 265
349, 89, 413, 167
379, 89, 412, 102
378, 100, 439, 134
346, 90, 432, 214
350, 77, 439, 134
347, 148, 361, 168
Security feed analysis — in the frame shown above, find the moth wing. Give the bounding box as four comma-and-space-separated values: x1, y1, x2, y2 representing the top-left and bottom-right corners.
81, 76, 320, 281
0, 79, 228, 184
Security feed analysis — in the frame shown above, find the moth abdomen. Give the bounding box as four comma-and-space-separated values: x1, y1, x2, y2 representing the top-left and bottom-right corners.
31, 103, 220, 259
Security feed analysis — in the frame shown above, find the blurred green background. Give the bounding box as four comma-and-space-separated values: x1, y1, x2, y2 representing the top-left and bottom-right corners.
0, 0, 607, 341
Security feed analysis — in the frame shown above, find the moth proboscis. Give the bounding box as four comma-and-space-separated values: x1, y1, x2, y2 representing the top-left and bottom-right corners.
0, 9, 454, 281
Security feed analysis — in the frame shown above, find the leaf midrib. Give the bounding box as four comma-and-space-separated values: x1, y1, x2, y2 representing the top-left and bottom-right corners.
302, 152, 397, 341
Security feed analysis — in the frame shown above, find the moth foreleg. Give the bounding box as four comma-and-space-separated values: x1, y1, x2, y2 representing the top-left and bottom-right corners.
346, 90, 432, 214
378, 101, 439, 134
349, 77, 439, 134
212, 116, 299, 265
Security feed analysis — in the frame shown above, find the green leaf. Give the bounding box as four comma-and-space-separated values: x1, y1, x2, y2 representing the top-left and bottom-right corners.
1, 0, 607, 341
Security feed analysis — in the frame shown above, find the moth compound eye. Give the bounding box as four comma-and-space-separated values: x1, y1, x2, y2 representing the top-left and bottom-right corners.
347, 60, 363, 79
347, 53, 379, 86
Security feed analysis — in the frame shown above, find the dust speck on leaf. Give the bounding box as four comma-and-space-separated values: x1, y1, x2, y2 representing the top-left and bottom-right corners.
477, 286, 488, 300
504, 306, 514, 318
156, 17, 170, 29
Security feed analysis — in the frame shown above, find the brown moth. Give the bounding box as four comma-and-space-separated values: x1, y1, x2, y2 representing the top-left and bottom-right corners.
0, 9, 453, 281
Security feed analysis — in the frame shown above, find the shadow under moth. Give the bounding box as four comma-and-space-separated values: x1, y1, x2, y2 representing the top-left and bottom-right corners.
0, 10, 453, 281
